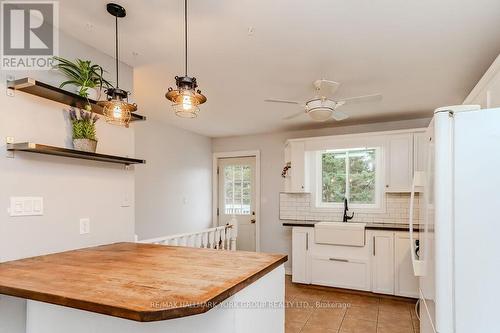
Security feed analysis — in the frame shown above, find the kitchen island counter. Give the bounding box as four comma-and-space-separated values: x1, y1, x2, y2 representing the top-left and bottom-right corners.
0, 242, 287, 330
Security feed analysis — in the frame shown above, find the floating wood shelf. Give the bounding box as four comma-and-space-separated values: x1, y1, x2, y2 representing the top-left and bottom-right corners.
7, 142, 146, 165
7, 78, 146, 122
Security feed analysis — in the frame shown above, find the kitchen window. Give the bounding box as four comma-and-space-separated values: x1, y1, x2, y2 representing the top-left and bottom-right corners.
314, 147, 383, 210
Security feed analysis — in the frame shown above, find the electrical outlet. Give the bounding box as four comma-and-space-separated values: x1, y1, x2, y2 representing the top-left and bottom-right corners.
79, 218, 90, 234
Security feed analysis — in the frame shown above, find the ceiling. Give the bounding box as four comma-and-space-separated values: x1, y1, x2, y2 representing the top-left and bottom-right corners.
58, 0, 500, 137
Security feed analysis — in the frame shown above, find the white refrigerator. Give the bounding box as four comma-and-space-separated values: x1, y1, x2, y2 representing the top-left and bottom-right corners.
410, 105, 500, 333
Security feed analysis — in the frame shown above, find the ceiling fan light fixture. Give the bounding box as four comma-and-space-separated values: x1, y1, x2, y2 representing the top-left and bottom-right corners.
308, 108, 333, 122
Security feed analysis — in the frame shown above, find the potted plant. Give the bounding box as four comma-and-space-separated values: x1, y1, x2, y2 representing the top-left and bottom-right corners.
69, 107, 99, 153
53, 56, 113, 111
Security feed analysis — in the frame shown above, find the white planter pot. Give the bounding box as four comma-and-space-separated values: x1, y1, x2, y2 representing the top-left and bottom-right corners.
73, 139, 97, 153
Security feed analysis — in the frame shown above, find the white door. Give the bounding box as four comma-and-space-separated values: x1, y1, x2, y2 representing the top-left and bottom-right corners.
217, 157, 256, 251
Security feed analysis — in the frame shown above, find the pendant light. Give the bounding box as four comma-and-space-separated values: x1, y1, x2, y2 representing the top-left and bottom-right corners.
165, 0, 207, 118
99, 3, 137, 128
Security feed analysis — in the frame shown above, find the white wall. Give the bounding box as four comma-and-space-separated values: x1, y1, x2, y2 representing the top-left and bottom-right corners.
0, 31, 136, 333
133, 65, 213, 240
212, 118, 431, 271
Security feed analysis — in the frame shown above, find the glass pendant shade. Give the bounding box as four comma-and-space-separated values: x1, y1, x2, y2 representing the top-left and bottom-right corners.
98, 87, 137, 127
172, 89, 199, 118
100, 98, 134, 127
166, 76, 207, 118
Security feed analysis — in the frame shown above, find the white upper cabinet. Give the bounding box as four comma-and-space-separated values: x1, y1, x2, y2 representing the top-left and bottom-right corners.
464, 54, 500, 108
385, 133, 413, 192
283, 129, 426, 194
284, 140, 308, 192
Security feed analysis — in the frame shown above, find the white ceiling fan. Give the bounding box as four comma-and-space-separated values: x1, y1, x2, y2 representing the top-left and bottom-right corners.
265, 79, 382, 122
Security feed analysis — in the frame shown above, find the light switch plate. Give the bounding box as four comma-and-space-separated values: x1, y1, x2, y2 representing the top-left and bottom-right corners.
9, 197, 43, 216
79, 218, 90, 234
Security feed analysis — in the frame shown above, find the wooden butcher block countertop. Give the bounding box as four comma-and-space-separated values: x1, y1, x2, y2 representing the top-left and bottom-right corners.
0, 242, 287, 322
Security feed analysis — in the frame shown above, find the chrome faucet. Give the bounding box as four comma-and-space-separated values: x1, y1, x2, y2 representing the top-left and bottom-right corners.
343, 198, 354, 222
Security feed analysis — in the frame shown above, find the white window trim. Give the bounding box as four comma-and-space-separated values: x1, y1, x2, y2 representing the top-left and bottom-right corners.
309, 147, 386, 214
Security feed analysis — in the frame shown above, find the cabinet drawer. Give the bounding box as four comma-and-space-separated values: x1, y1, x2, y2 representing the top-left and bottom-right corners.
310, 256, 370, 291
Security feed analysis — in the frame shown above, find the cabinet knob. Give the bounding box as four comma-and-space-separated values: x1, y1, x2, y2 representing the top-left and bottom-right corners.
385, 184, 389, 188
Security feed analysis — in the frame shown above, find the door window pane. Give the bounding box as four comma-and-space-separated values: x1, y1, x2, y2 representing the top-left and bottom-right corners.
224, 165, 251, 215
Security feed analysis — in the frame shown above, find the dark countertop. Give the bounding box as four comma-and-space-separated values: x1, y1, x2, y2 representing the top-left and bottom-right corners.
282, 220, 422, 231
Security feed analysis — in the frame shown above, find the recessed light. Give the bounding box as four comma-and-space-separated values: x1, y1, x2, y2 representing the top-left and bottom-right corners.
247, 27, 255, 36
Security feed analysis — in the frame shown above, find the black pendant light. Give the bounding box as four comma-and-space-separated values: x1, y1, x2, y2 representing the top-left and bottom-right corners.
165, 0, 207, 118
99, 3, 137, 127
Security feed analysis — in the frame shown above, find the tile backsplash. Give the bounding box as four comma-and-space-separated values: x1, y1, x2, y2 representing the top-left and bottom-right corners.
280, 192, 421, 224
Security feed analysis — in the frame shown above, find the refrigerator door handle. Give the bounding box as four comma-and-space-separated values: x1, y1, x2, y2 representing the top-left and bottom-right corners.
410, 171, 425, 277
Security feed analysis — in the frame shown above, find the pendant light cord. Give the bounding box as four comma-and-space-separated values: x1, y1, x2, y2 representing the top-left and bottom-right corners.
115, 15, 119, 88
184, 0, 188, 76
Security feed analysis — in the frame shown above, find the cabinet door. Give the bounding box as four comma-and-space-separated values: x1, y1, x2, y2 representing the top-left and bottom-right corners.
310, 256, 371, 291
413, 132, 427, 173
371, 231, 395, 295
386, 133, 413, 192
290, 141, 306, 192
394, 232, 419, 297
292, 228, 310, 284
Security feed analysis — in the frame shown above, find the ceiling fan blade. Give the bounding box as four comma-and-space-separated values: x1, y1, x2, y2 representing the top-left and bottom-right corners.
264, 98, 301, 104
314, 79, 340, 97
336, 93, 382, 105
283, 111, 305, 120
331, 110, 349, 121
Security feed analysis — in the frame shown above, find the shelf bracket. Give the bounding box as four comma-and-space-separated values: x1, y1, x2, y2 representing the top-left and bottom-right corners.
6, 75, 15, 97
5, 137, 14, 158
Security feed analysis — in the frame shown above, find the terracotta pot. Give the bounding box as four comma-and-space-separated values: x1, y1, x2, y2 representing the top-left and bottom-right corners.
73, 138, 97, 153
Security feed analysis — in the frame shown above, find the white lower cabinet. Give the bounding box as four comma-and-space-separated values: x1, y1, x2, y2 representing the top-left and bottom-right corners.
291, 227, 419, 297
291, 227, 312, 284
310, 256, 370, 291
369, 230, 419, 296
371, 231, 395, 294
394, 232, 419, 297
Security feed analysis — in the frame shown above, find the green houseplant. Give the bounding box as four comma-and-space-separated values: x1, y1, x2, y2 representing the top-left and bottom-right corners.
69, 107, 99, 153
53, 57, 112, 110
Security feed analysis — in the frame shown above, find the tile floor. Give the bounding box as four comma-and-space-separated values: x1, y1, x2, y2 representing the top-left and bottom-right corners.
285, 276, 419, 333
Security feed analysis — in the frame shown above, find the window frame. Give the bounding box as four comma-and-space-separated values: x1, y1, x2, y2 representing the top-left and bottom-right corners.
311, 146, 385, 212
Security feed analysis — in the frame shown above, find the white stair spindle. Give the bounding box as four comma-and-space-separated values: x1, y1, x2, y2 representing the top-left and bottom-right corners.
220, 228, 226, 250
